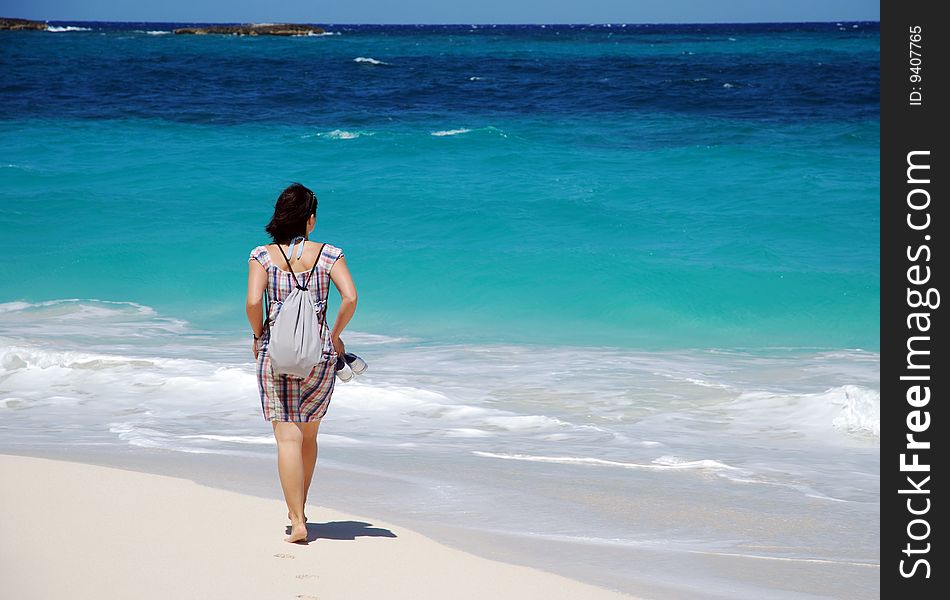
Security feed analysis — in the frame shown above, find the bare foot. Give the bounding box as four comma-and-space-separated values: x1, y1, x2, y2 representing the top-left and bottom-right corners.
285, 521, 308, 543
289, 510, 307, 523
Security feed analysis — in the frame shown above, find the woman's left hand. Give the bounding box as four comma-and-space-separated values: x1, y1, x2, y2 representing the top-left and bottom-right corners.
252, 336, 260, 360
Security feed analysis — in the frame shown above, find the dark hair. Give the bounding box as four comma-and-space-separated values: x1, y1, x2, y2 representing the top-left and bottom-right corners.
264, 182, 317, 243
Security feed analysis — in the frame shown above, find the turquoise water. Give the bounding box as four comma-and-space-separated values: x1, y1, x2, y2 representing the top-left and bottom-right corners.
0, 114, 878, 350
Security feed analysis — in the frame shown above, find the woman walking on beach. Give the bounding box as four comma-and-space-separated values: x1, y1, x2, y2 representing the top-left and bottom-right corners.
245, 182, 358, 543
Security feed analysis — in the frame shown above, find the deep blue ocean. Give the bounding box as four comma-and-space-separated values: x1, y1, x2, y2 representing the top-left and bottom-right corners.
1, 22, 880, 599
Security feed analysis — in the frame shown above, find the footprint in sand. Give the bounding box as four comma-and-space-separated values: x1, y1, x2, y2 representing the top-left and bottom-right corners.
273, 553, 296, 559
295, 595, 320, 599
295, 574, 318, 580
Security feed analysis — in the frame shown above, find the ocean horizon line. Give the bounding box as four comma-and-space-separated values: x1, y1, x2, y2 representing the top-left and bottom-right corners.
6, 18, 881, 28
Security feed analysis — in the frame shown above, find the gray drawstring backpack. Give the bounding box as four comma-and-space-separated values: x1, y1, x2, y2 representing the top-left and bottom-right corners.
266, 240, 327, 378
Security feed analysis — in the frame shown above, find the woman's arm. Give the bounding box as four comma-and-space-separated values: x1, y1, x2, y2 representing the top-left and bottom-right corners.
246, 260, 268, 339
328, 256, 357, 348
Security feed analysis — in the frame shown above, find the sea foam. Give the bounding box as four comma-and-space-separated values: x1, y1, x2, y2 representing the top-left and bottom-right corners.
315, 129, 371, 139
431, 128, 472, 137
46, 26, 92, 32
472, 450, 745, 474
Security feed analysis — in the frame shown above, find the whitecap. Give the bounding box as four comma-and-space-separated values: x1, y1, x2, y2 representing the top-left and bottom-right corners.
721, 384, 880, 438
682, 376, 733, 389
317, 433, 365, 445
722, 82, 734, 88
472, 450, 744, 473
684, 549, 877, 568
0, 300, 33, 313
178, 434, 273, 444
0, 298, 189, 338
316, 129, 371, 140
354, 57, 388, 65
830, 385, 880, 435
431, 128, 472, 137
46, 26, 91, 32
481, 414, 568, 431
442, 428, 494, 438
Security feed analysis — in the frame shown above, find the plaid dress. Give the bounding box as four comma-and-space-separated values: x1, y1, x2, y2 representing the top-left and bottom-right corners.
248, 242, 345, 422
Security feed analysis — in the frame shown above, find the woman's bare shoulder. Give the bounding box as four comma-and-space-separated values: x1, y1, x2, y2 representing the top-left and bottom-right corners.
310, 240, 342, 252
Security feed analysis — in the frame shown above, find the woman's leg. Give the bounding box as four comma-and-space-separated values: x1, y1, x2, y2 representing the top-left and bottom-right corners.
301, 419, 321, 505
286, 420, 320, 522
272, 421, 308, 542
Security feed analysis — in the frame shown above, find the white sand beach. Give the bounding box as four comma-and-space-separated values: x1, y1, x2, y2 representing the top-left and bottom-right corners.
0, 453, 642, 600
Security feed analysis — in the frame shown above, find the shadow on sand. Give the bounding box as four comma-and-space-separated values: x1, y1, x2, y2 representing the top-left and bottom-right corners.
286, 520, 397, 544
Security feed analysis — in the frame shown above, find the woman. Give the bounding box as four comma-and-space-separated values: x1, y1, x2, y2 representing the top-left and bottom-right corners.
245, 182, 358, 543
